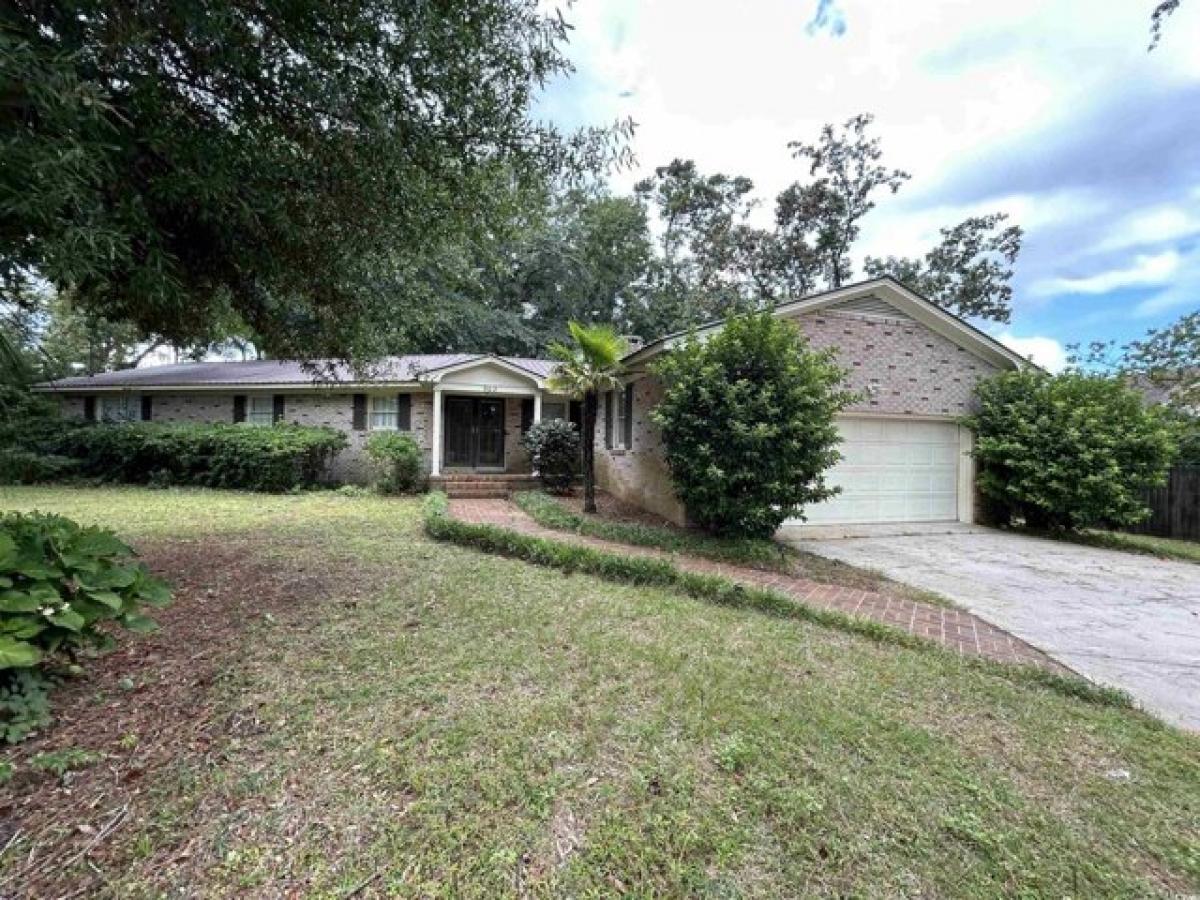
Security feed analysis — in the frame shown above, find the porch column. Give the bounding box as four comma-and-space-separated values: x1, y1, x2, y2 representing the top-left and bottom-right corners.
532, 390, 542, 424
430, 385, 443, 477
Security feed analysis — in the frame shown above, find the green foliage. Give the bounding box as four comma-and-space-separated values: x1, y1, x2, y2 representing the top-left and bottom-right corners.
513, 490, 792, 570
864, 213, 1022, 322
0, 512, 172, 742
54, 423, 348, 492
3, 0, 625, 359
364, 432, 423, 495
422, 492, 1132, 709
0, 450, 81, 485
652, 312, 854, 538
519, 420, 579, 493
548, 322, 627, 513
0, 384, 72, 451
968, 371, 1177, 531
30, 746, 102, 778
0, 668, 52, 743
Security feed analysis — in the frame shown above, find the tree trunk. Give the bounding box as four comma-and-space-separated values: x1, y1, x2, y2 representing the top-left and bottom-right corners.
582, 389, 598, 514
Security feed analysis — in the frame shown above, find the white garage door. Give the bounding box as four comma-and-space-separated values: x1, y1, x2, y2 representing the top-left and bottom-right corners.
800, 417, 961, 525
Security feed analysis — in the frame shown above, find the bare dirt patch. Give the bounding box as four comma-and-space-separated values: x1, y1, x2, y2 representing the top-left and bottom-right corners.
0, 537, 363, 898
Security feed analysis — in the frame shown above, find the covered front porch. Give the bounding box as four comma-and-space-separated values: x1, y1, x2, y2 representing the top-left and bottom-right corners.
425, 356, 573, 477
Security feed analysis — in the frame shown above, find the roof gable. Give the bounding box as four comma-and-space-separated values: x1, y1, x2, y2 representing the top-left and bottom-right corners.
622, 277, 1034, 372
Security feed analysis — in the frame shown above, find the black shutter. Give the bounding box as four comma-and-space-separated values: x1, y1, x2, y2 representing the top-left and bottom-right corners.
272, 394, 285, 423
397, 393, 411, 430
569, 400, 582, 430
233, 395, 246, 423
623, 382, 634, 449
352, 393, 367, 431
520, 397, 534, 433
604, 391, 613, 449
140, 395, 153, 421
83, 396, 96, 422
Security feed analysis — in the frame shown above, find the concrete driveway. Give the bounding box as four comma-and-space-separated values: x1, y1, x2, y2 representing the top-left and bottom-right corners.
780, 526, 1200, 730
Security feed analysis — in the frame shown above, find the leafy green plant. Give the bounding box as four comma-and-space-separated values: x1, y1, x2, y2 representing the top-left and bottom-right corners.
30, 746, 101, 778
364, 431, 423, 494
968, 371, 1177, 531
652, 311, 855, 538
0, 449, 81, 485
519, 420, 580, 493
53, 422, 348, 492
0, 512, 172, 742
0, 668, 52, 743
547, 321, 627, 513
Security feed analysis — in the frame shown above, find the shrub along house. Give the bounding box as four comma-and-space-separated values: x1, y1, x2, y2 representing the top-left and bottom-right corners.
34, 277, 1033, 528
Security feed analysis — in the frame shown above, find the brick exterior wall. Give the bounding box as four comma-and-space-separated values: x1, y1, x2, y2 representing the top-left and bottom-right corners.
51, 390, 533, 483
594, 309, 1005, 525
794, 310, 1001, 416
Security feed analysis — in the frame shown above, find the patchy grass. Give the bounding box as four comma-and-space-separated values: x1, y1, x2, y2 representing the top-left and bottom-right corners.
1074, 529, 1200, 564
1, 485, 1197, 898
517, 489, 959, 608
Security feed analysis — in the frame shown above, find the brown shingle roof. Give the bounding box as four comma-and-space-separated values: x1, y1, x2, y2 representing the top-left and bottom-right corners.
35, 354, 557, 390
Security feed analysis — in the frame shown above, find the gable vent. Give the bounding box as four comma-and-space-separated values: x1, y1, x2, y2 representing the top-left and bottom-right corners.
827, 294, 912, 321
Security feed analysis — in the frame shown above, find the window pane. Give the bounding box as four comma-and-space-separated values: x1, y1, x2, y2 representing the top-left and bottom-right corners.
369, 396, 397, 430
248, 396, 274, 426
543, 402, 567, 421
101, 396, 136, 422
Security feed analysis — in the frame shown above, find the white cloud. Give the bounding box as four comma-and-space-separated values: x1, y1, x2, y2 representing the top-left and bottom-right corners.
996, 333, 1069, 372
1029, 250, 1181, 297
1095, 206, 1200, 253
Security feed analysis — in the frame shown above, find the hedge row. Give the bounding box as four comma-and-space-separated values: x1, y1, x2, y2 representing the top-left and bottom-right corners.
422, 492, 1135, 711
52, 422, 348, 492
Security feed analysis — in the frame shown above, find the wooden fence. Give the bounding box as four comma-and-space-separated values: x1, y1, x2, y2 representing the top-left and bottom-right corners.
1126, 465, 1200, 541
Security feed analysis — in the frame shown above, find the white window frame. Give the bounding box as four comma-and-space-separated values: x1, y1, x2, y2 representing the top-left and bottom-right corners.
542, 400, 567, 422
247, 395, 274, 426
613, 387, 626, 450
369, 395, 399, 431
101, 394, 138, 423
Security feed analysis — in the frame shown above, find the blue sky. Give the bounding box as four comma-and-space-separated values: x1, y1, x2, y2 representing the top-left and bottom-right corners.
536, 0, 1200, 369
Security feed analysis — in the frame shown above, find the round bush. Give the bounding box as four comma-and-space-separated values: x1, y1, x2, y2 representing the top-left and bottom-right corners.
365, 431, 423, 494
652, 311, 854, 538
520, 418, 580, 493
968, 370, 1177, 531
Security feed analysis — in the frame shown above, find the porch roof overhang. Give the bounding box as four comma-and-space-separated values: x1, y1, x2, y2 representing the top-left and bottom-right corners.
419, 354, 550, 391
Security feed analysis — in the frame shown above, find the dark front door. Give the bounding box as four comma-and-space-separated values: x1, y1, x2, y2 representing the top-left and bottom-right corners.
444, 397, 505, 469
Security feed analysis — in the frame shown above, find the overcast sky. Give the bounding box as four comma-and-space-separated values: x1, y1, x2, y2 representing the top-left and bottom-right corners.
537, 0, 1200, 370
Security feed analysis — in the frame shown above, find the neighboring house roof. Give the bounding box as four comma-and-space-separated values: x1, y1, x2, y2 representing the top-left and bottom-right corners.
32, 354, 557, 392
620, 276, 1036, 372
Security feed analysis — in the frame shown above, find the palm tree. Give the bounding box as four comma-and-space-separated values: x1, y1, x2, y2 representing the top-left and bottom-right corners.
547, 321, 627, 513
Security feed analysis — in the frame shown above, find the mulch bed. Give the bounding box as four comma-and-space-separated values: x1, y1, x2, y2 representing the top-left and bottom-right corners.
558, 491, 688, 530
0, 537, 355, 898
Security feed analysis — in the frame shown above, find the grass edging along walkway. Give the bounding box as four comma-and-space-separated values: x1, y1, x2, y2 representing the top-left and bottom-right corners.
423, 493, 1134, 711
513, 489, 792, 571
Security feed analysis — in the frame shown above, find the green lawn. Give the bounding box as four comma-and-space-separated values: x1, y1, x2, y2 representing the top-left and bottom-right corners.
2, 485, 1198, 897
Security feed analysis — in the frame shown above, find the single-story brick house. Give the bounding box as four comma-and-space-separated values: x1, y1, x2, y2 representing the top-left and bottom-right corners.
33, 277, 1032, 529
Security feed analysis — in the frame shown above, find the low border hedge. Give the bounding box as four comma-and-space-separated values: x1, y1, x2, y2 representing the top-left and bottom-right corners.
423, 492, 1136, 711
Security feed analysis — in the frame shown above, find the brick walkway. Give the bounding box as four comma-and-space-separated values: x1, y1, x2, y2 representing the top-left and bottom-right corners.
448, 498, 1068, 673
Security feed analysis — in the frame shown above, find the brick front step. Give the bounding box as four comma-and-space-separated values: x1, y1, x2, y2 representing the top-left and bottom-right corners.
430, 474, 539, 484
444, 487, 512, 499
433, 474, 539, 499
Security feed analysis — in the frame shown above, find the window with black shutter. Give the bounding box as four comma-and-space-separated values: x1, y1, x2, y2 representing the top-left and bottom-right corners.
604, 391, 613, 449
623, 382, 634, 449
351, 394, 367, 430
397, 393, 411, 430
233, 395, 246, 423
84, 396, 96, 422
520, 397, 534, 433
272, 394, 285, 423
141, 395, 153, 421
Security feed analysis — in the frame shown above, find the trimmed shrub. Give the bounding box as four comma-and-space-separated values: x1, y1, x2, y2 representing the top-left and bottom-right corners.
968, 371, 1177, 531
364, 431, 423, 494
53, 422, 347, 492
519, 419, 580, 493
0, 449, 81, 485
0, 512, 172, 742
652, 311, 855, 538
